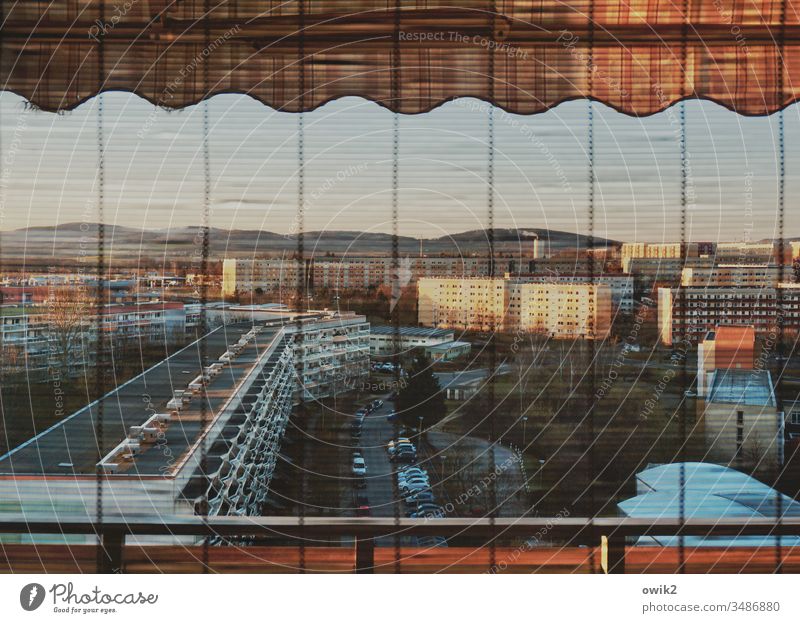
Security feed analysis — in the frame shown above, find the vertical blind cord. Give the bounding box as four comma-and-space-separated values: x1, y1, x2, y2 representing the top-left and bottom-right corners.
677, 0, 690, 575
487, 1, 498, 572
297, 0, 307, 575
586, 0, 597, 573
391, 0, 402, 575
201, 0, 212, 572
94, 0, 107, 574
775, 0, 788, 573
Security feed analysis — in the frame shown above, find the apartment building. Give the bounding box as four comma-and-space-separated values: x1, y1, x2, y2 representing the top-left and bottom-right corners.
516, 273, 635, 313
0, 306, 51, 370
1, 301, 190, 373
0, 312, 370, 525
621, 242, 683, 261
715, 241, 777, 263
221, 256, 524, 296
418, 278, 507, 333
286, 311, 371, 399
658, 284, 800, 345
506, 282, 611, 339
418, 277, 611, 339
622, 257, 714, 280
681, 264, 788, 287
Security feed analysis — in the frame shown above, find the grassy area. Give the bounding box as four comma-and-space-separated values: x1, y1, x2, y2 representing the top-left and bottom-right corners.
433, 346, 710, 517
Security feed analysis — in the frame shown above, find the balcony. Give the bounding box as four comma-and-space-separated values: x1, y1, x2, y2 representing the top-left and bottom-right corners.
1, 516, 798, 574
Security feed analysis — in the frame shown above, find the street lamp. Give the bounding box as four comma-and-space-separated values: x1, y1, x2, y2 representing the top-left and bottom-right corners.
522, 416, 528, 447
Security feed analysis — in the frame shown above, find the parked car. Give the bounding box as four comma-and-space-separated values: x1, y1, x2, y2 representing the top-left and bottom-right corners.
405, 491, 434, 505
411, 504, 444, 518
398, 469, 427, 479
398, 474, 429, 488
393, 449, 417, 463
371, 399, 383, 410
387, 438, 412, 454
352, 457, 367, 477
399, 477, 429, 491
397, 466, 426, 478
356, 505, 371, 517
391, 444, 416, 458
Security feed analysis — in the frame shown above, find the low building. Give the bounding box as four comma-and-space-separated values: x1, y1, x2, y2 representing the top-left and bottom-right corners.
700, 369, 782, 470
2, 301, 189, 373
424, 340, 472, 361
369, 325, 455, 357
778, 392, 800, 445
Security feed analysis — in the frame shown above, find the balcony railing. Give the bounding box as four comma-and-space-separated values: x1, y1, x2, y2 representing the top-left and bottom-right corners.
1, 516, 799, 574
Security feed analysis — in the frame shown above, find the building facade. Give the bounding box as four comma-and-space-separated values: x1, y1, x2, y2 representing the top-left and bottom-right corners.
658, 284, 800, 345
221, 256, 530, 296
1, 301, 191, 373
418, 277, 611, 339
681, 264, 787, 288
0, 313, 371, 526
700, 369, 783, 470
369, 325, 455, 356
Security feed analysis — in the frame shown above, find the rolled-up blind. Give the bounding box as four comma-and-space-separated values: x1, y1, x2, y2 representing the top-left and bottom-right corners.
1, 0, 798, 115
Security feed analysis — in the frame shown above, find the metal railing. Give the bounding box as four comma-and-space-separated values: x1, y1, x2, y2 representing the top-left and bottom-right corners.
2, 516, 799, 573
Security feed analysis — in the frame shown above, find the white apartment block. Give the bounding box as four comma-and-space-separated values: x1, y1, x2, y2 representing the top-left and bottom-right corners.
285, 312, 371, 398
1, 301, 189, 373
517, 273, 635, 313
222, 256, 526, 296
418, 277, 611, 339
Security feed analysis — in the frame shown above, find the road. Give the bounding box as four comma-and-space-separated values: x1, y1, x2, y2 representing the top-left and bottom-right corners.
357, 397, 401, 519
353, 389, 526, 519
425, 431, 528, 517
435, 364, 512, 390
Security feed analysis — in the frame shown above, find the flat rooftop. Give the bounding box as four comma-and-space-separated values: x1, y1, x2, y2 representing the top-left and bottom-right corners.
706, 369, 775, 407
426, 340, 471, 352
0, 323, 282, 477
371, 326, 453, 339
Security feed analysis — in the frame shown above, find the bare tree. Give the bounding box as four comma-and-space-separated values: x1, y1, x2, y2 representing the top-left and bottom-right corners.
47, 289, 89, 374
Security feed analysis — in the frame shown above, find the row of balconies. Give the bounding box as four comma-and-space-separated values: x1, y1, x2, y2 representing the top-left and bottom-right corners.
205, 336, 295, 516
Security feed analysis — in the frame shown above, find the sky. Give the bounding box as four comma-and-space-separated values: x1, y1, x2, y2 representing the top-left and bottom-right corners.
0, 91, 798, 242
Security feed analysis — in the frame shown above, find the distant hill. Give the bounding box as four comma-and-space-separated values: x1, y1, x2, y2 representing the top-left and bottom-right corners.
0, 224, 617, 263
